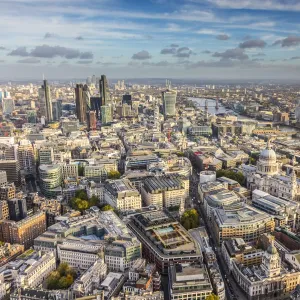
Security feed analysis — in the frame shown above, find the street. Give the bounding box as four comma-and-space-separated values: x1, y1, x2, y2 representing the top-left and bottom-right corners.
189, 168, 247, 300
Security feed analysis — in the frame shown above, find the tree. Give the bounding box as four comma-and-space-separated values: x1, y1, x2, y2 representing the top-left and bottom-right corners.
46, 271, 60, 290
206, 294, 219, 300
70, 197, 89, 212
75, 189, 88, 200
89, 195, 99, 207
57, 262, 69, 277
181, 209, 199, 230
47, 263, 76, 290
216, 169, 245, 186
107, 170, 121, 179
101, 204, 114, 211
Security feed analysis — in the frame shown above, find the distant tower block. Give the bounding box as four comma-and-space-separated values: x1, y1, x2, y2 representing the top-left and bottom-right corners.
215, 98, 219, 110
205, 99, 208, 112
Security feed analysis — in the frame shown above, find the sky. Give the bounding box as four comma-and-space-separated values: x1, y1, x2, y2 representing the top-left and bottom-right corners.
1, 0, 300, 80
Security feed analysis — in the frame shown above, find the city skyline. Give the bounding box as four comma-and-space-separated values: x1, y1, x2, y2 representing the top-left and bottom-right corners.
0, 0, 300, 80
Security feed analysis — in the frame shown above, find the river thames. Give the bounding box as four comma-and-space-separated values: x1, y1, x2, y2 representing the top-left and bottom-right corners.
190, 97, 298, 132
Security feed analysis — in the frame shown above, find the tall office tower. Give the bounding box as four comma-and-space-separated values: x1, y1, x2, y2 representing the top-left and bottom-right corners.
39, 164, 62, 198
0, 89, 3, 104
87, 111, 97, 131
0, 160, 21, 185
52, 99, 63, 121
2, 98, 15, 114
39, 80, 53, 122
162, 90, 177, 118
38, 148, 54, 165
83, 84, 91, 109
122, 94, 132, 107
101, 105, 112, 124
90, 97, 101, 119
1, 211, 46, 249
7, 198, 27, 221
75, 84, 87, 123
99, 75, 111, 106
17, 140, 36, 174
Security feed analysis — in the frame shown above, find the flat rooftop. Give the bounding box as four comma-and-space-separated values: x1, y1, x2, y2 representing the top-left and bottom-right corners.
143, 175, 183, 193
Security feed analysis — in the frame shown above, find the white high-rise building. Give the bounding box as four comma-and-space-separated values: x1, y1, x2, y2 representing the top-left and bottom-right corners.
2, 98, 15, 114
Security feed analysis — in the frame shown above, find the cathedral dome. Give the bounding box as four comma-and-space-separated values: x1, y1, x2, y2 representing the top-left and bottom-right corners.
259, 139, 276, 162
260, 148, 277, 162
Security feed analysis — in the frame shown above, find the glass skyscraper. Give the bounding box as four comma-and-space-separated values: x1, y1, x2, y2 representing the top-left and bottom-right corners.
162, 90, 177, 118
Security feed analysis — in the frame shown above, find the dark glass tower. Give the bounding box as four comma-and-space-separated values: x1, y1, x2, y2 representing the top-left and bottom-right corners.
75, 84, 87, 123
99, 75, 111, 106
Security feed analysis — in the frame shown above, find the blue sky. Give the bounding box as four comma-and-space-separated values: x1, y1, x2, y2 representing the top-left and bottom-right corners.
0, 0, 300, 80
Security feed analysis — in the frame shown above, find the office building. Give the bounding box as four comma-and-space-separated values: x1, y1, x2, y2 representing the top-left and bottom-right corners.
17, 141, 36, 173
0, 160, 21, 185
16, 251, 56, 288
141, 175, 189, 210
127, 210, 202, 273
58, 240, 104, 270
84, 165, 107, 182
39, 80, 53, 122
0, 183, 16, 201
212, 205, 275, 245
125, 155, 159, 171
87, 111, 97, 131
73, 259, 107, 297
162, 90, 177, 118
104, 179, 142, 211
0, 200, 9, 221
35, 210, 141, 271
90, 97, 101, 119
101, 105, 112, 124
99, 75, 111, 106
38, 147, 54, 165
252, 189, 299, 228
7, 198, 27, 221
2, 98, 15, 114
1, 211, 47, 249
39, 164, 62, 198
221, 238, 264, 272
75, 84, 88, 123
52, 99, 62, 121
122, 94, 132, 106
168, 264, 213, 300
0, 171, 7, 186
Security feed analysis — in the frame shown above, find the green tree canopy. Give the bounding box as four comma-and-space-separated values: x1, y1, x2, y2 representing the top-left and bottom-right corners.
101, 204, 114, 211
181, 209, 199, 230
70, 197, 89, 212
107, 170, 121, 179
89, 195, 99, 207
75, 189, 88, 200
216, 169, 245, 185
47, 263, 77, 290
